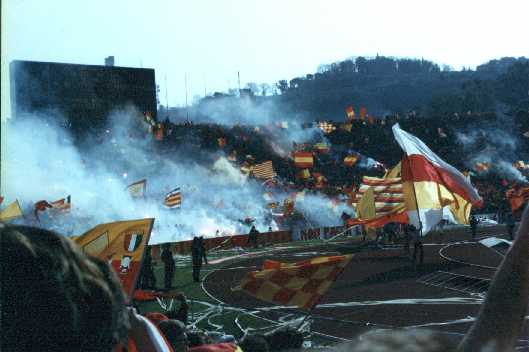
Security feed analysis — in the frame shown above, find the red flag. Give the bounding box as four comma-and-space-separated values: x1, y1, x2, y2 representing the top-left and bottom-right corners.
154, 124, 164, 141
345, 106, 355, 120
506, 186, 529, 212
294, 152, 314, 168
34, 200, 53, 222
359, 107, 367, 120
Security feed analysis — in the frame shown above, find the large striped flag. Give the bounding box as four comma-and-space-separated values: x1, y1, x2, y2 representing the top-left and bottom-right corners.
235, 255, 352, 311
351, 162, 407, 228
164, 187, 182, 208
74, 218, 154, 301
392, 123, 482, 235
251, 161, 277, 180
294, 152, 314, 169
0, 200, 24, 222
127, 179, 147, 198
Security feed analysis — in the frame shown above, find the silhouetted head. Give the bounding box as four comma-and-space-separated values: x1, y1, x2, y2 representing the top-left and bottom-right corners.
1, 224, 128, 352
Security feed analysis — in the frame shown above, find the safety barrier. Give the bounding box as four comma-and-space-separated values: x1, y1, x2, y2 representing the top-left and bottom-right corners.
150, 230, 293, 257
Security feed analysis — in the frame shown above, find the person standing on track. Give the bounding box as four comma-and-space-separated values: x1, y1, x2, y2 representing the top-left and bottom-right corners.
248, 225, 259, 249
161, 243, 175, 290
191, 236, 202, 282
410, 224, 423, 266
470, 215, 479, 240
199, 236, 208, 265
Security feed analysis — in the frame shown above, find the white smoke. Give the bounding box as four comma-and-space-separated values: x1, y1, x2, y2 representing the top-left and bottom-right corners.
1, 108, 277, 244
456, 128, 528, 182
295, 193, 352, 227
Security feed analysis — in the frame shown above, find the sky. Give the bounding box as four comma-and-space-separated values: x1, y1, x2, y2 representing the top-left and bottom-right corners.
2, 0, 529, 115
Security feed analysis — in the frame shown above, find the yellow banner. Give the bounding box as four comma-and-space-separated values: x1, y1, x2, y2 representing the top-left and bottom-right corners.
0, 200, 23, 222
74, 218, 154, 301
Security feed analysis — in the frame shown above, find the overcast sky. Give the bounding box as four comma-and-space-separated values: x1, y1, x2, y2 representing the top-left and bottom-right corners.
2, 0, 529, 114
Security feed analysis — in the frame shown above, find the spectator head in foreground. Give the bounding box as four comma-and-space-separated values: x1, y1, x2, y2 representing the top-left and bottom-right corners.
157, 319, 189, 352
1, 224, 129, 352
239, 334, 269, 352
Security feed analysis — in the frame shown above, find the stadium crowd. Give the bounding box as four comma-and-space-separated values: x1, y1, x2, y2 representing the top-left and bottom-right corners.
154, 111, 528, 218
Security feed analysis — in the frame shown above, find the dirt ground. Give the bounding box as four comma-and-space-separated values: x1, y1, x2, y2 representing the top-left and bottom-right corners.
203, 224, 529, 349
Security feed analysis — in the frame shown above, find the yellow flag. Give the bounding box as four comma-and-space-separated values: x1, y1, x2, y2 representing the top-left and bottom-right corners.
0, 200, 24, 222
74, 218, 154, 301
357, 188, 376, 220
384, 162, 402, 179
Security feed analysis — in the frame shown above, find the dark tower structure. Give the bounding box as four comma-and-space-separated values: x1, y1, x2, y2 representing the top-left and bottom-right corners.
10, 60, 156, 139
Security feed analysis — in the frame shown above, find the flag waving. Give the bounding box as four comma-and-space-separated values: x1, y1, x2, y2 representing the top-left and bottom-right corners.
251, 161, 277, 180
0, 200, 24, 222
164, 187, 182, 208
235, 255, 352, 311
74, 218, 154, 301
127, 179, 147, 198
392, 123, 482, 234
50, 195, 71, 214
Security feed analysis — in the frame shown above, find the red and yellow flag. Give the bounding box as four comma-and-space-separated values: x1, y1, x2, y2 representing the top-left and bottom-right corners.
236, 255, 352, 311
74, 218, 154, 301
344, 155, 359, 167
294, 151, 314, 169
359, 107, 367, 120
393, 124, 482, 234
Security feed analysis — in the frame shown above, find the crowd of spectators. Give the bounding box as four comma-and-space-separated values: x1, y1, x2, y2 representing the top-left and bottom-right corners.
152, 110, 529, 216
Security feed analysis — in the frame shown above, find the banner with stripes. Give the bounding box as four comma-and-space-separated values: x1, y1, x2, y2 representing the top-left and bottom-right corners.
294, 152, 314, 169
352, 176, 404, 216
164, 187, 182, 208
251, 161, 277, 180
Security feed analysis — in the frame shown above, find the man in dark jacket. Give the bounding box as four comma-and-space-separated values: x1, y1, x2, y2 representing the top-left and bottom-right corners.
248, 226, 259, 249
161, 243, 175, 290
191, 237, 202, 282
470, 215, 479, 240
200, 236, 208, 265
140, 246, 156, 289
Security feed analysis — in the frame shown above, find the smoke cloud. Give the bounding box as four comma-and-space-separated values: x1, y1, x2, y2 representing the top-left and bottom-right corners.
2, 106, 345, 244
456, 127, 528, 182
